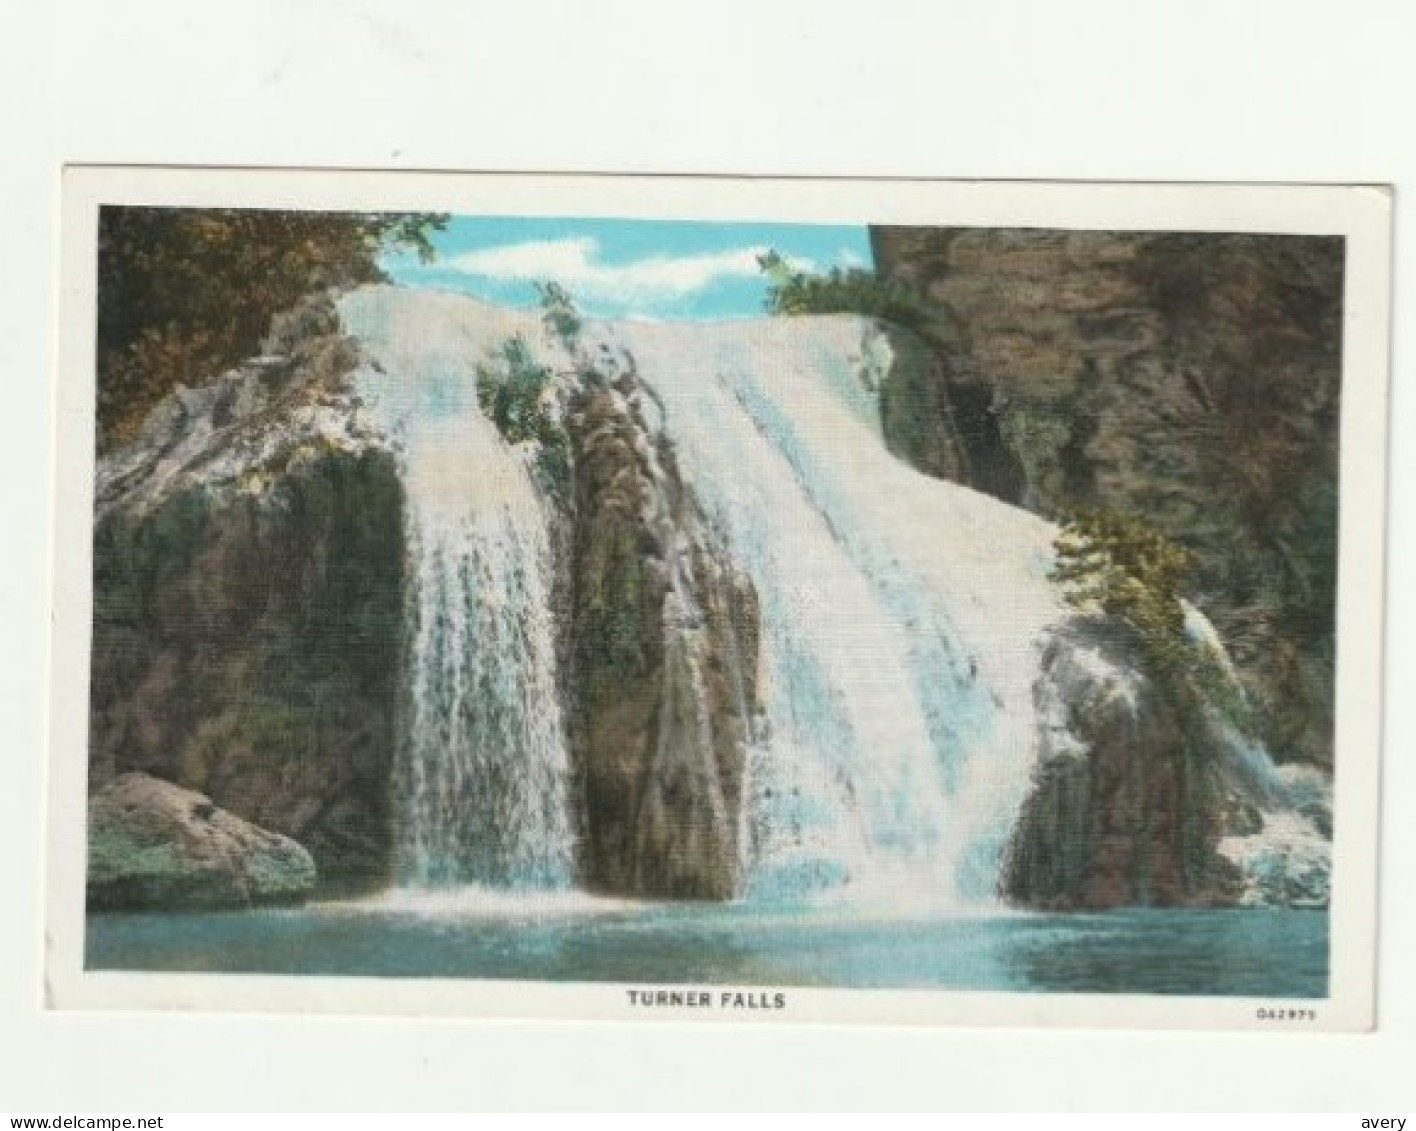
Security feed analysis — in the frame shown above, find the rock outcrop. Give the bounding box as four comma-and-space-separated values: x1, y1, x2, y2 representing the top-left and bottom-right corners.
1003, 618, 1331, 910
89, 295, 405, 891
563, 355, 761, 899
1004, 623, 1240, 908
87, 772, 317, 910
870, 227, 1342, 767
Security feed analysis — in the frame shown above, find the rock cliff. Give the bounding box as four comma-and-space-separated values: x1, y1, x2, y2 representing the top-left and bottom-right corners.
90, 295, 405, 891
1003, 612, 1331, 910
871, 227, 1342, 767
1004, 621, 1244, 909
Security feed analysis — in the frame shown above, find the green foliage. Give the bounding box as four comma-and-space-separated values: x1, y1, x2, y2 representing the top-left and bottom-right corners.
1051, 510, 1197, 645
536, 281, 583, 350
1051, 510, 1252, 733
476, 337, 550, 443
475, 336, 570, 494
757, 249, 936, 329
96, 206, 448, 449
475, 281, 592, 497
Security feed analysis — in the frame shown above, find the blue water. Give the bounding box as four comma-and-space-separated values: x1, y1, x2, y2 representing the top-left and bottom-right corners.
85, 901, 1328, 997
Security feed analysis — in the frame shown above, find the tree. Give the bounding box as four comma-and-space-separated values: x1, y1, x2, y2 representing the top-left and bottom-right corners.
535, 280, 583, 349
757, 247, 937, 329
475, 335, 570, 496
96, 207, 448, 449
476, 337, 554, 446
1051, 510, 1196, 646
1051, 509, 1251, 733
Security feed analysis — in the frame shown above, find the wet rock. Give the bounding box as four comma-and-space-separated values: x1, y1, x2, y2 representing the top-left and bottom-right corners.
1218, 810, 1331, 910
1003, 617, 1333, 910
1002, 622, 1248, 909
564, 364, 761, 900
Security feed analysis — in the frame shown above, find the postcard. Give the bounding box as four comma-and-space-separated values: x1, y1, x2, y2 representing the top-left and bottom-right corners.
46, 168, 1391, 1029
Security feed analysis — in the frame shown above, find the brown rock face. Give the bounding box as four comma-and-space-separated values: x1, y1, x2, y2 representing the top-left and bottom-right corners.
871, 227, 1342, 766
564, 368, 760, 899
89, 298, 405, 890
1002, 626, 1250, 910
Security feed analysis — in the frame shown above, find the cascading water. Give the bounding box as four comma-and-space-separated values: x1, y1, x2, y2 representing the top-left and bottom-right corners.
338, 287, 1068, 903
605, 317, 1064, 904
334, 285, 1312, 910
339, 289, 575, 890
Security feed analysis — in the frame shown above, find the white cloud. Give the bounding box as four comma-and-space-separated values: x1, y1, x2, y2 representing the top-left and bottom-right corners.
429, 237, 816, 304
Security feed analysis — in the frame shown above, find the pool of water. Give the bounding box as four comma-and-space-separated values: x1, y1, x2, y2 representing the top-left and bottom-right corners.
85, 893, 1328, 998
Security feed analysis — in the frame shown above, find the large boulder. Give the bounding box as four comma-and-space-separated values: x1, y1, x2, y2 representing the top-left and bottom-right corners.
87, 773, 317, 910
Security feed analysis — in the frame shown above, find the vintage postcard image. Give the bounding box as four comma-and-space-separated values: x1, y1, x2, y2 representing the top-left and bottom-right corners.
47, 170, 1391, 1029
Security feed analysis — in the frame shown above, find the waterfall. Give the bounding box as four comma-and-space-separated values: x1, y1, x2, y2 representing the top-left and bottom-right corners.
331, 284, 1323, 911
339, 289, 575, 890
606, 317, 1064, 904
334, 287, 1092, 906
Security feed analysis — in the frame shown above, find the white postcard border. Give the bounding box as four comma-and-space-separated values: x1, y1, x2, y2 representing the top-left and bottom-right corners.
46, 167, 1394, 1032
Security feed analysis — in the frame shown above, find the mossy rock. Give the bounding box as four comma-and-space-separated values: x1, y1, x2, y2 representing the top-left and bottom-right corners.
87, 772, 317, 911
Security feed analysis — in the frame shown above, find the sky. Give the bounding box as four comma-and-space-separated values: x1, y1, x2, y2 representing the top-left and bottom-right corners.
382, 215, 875, 320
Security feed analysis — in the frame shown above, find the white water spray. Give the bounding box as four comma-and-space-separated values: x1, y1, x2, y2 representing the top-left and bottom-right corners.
339, 289, 575, 889
335, 285, 1310, 910
604, 316, 1065, 904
